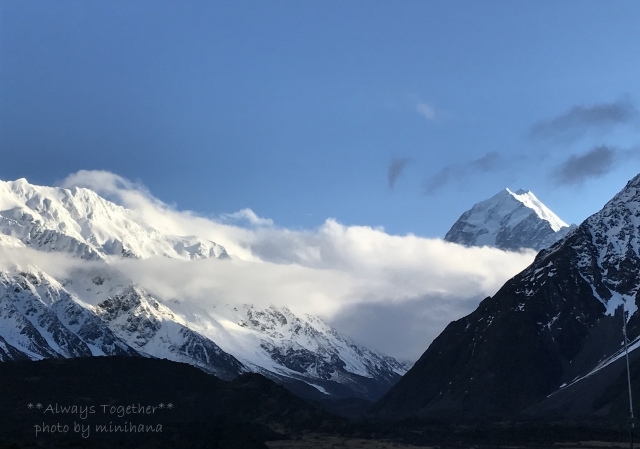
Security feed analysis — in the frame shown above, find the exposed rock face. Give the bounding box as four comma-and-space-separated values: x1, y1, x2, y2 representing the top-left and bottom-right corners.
0, 270, 138, 361
236, 305, 408, 400
445, 188, 574, 251
375, 174, 640, 420
94, 286, 246, 381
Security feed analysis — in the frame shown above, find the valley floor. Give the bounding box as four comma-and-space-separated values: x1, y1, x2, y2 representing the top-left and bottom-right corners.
267, 435, 432, 448
267, 437, 637, 449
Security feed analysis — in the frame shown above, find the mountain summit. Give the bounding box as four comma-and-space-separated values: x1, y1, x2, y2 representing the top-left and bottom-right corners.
444, 188, 574, 251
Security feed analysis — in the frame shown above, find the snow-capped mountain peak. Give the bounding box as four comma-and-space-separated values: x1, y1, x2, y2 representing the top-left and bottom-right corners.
0, 179, 229, 260
444, 187, 573, 251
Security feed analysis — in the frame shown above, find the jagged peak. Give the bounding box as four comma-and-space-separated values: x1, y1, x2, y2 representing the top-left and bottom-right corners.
626, 172, 640, 188
602, 172, 640, 209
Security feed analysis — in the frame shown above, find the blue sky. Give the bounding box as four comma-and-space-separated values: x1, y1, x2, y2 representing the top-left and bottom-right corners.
2, 1, 640, 237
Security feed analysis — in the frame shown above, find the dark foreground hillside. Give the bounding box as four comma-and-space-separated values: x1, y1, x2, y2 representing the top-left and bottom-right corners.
0, 356, 638, 449
0, 356, 344, 448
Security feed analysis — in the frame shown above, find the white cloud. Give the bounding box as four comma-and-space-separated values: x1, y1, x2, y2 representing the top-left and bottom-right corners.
416, 102, 437, 121
220, 208, 274, 227
42, 170, 537, 361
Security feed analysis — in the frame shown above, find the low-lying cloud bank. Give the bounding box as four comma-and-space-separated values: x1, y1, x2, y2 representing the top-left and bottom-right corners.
2, 171, 537, 361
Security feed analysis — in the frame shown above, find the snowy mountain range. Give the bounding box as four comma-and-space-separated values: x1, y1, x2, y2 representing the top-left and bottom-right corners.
0, 178, 407, 401
0, 178, 229, 260
445, 188, 575, 251
376, 174, 640, 419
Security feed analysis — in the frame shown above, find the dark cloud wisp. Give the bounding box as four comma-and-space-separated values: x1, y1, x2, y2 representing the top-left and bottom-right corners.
423, 151, 502, 195
530, 99, 638, 141
553, 145, 616, 185
469, 151, 501, 172
388, 158, 411, 189
423, 165, 454, 195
